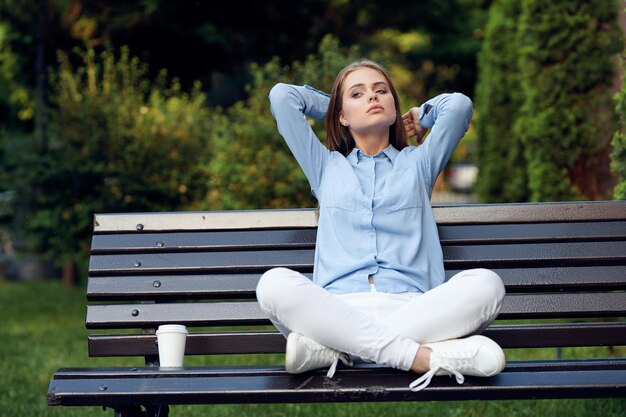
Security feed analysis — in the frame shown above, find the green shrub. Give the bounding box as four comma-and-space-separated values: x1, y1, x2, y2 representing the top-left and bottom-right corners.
475, 0, 528, 203
202, 35, 362, 210
13, 46, 212, 266
476, 0, 622, 202
612, 62, 626, 200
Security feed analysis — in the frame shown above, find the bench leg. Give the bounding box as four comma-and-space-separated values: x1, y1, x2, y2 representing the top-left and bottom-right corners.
112, 405, 169, 417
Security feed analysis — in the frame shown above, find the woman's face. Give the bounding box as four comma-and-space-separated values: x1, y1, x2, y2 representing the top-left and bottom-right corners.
339, 67, 397, 135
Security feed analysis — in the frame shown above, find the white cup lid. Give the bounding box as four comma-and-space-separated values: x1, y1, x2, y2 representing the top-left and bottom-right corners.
156, 324, 188, 334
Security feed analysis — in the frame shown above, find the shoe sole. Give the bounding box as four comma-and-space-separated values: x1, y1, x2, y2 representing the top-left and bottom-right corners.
285, 332, 301, 374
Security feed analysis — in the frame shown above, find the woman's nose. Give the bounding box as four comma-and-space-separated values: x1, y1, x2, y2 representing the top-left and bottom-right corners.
369, 92, 378, 102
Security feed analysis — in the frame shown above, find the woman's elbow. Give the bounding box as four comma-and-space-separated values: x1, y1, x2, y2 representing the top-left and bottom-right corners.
449, 92, 473, 124
450, 92, 473, 112
269, 83, 292, 103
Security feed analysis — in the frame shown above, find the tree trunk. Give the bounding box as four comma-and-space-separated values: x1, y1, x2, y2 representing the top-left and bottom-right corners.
62, 260, 77, 287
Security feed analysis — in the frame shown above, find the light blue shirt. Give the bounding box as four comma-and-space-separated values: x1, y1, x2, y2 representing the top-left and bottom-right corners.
269, 83, 473, 294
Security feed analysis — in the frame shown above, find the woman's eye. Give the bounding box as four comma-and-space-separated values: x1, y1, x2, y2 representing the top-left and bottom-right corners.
376, 89, 387, 94
351, 91, 362, 98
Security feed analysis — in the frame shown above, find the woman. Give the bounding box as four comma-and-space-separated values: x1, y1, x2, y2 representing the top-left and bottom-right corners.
256, 60, 505, 391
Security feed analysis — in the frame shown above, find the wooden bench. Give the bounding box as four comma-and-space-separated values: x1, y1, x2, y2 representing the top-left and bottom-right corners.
47, 201, 626, 417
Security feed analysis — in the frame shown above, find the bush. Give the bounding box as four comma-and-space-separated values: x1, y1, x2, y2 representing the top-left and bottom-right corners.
476, 0, 622, 202
612, 62, 626, 200
202, 36, 362, 210
12, 46, 212, 266
475, 0, 528, 203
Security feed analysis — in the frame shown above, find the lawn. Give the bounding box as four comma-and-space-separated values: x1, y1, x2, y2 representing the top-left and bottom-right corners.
1, 279, 625, 417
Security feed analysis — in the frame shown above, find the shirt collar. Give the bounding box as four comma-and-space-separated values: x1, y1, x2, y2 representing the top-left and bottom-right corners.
347, 144, 399, 164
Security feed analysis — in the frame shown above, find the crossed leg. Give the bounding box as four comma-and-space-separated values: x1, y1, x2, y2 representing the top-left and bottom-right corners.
256, 267, 505, 372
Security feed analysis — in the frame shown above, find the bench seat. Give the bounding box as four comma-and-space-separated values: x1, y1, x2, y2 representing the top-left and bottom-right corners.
49, 359, 626, 407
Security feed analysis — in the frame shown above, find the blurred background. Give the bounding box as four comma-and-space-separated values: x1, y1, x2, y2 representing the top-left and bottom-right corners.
0, 0, 625, 284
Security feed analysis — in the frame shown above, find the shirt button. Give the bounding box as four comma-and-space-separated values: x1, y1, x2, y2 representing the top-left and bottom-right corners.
369, 232, 375, 237
366, 209, 372, 215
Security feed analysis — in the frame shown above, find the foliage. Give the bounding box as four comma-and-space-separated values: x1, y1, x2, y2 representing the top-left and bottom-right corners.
11, 46, 212, 265
0, 0, 488, 109
515, 0, 622, 201
475, 0, 528, 203
476, 0, 622, 202
612, 61, 626, 200
0, 22, 33, 125
202, 36, 362, 210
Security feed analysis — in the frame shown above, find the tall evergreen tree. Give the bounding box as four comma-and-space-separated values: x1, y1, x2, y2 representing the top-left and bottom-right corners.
476, 0, 622, 202
515, 0, 622, 201
475, 0, 528, 203
612, 59, 626, 200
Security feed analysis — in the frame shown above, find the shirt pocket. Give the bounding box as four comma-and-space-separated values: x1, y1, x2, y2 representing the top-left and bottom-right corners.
385, 168, 423, 212
320, 167, 357, 212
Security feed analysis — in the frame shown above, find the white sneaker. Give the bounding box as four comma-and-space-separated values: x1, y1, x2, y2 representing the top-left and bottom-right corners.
409, 335, 505, 392
285, 333, 352, 378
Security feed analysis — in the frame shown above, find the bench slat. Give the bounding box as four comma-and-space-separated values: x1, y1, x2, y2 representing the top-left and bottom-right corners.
91, 229, 317, 253
85, 292, 626, 329
442, 241, 626, 267
47, 362, 626, 406
91, 201, 626, 233
90, 221, 626, 252
89, 250, 315, 275
50, 359, 626, 378
88, 241, 626, 275
87, 322, 626, 357
438, 221, 626, 243
86, 265, 626, 301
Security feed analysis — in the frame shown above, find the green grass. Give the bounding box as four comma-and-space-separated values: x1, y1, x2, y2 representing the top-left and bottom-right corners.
1, 279, 625, 417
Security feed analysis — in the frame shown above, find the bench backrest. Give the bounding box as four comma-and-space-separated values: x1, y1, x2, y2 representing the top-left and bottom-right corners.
86, 201, 626, 363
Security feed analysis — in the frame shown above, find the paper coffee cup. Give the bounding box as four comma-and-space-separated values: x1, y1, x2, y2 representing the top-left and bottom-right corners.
156, 324, 188, 368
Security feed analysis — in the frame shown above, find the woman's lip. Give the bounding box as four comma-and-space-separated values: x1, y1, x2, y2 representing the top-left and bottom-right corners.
367, 105, 384, 113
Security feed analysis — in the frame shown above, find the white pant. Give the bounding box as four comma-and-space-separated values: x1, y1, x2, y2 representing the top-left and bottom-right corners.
256, 268, 505, 372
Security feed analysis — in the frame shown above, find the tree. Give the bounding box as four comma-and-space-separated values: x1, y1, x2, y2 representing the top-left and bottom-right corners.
475, 0, 528, 203
612, 58, 626, 200
202, 36, 362, 210
476, 0, 622, 202
11, 46, 212, 280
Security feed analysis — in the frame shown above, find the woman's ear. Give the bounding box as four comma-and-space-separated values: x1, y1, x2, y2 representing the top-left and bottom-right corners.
339, 113, 349, 127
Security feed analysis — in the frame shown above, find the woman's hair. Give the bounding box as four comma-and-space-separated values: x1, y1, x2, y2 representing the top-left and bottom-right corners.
325, 60, 408, 156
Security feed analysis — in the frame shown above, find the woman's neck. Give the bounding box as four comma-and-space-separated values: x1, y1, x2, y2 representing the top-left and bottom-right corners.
353, 131, 390, 156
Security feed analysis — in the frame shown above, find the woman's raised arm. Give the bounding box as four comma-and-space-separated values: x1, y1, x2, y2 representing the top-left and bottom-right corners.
269, 83, 332, 196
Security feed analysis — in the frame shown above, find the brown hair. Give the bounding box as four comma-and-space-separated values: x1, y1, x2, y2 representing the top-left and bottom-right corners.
325, 60, 408, 156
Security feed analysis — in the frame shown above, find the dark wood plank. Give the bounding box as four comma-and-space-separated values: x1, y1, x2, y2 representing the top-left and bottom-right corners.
85, 265, 626, 302
47, 363, 626, 406
88, 250, 315, 275
447, 265, 626, 292
442, 241, 626, 268
87, 322, 626, 357
47, 358, 626, 379
500, 292, 626, 318
438, 221, 626, 243
85, 292, 626, 329
88, 241, 626, 276
86, 273, 269, 301
90, 221, 626, 253
91, 229, 317, 253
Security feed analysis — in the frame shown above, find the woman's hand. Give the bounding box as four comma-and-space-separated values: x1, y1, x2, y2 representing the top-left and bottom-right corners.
402, 107, 428, 145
